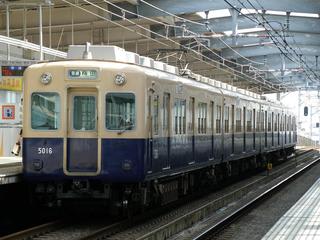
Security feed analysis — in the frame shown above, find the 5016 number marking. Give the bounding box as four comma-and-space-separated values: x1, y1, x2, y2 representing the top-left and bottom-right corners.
38, 147, 53, 155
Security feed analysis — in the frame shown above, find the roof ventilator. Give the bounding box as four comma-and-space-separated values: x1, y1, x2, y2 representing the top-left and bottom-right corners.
82, 42, 92, 60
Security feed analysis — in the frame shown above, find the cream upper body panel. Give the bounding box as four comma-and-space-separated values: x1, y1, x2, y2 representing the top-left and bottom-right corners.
23, 60, 147, 139
23, 60, 289, 139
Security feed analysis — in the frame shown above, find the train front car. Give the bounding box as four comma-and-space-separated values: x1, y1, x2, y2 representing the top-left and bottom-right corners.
23, 51, 148, 208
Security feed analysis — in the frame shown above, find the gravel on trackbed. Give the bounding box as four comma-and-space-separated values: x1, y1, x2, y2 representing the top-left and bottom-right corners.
212, 161, 320, 240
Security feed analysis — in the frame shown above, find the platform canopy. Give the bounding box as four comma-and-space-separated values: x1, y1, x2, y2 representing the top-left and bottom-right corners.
0, 0, 319, 93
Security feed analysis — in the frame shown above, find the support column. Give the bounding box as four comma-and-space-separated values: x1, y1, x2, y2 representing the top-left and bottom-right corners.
49, 6, 52, 48
6, 5, 10, 61
71, 7, 74, 45
229, 8, 239, 46
23, 7, 27, 41
39, 4, 43, 61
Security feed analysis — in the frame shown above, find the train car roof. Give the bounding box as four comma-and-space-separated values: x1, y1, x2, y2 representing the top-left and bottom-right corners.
26, 44, 290, 111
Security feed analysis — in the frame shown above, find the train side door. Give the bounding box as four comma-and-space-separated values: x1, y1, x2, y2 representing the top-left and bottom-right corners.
147, 94, 160, 173
231, 104, 235, 154
253, 109, 256, 150
243, 107, 246, 152
64, 88, 100, 176
210, 101, 214, 160
163, 93, 171, 170
189, 97, 195, 164
147, 95, 153, 173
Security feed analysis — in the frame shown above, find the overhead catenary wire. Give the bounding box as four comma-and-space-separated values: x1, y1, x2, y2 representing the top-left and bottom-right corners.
104, 0, 266, 68
60, 0, 170, 48
137, 0, 288, 86
89, 0, 283, 90
78, 0, 283, 88
138, 0, 266, 66
231, 0, 318, 83
61, 0, 283, 92
248, 0, 319, 80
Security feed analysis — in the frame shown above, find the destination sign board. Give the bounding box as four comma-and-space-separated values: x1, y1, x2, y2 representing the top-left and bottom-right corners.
68, 69, 97, 80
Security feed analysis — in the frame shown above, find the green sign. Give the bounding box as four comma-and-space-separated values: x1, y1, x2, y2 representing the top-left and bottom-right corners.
68, 69, 97, 79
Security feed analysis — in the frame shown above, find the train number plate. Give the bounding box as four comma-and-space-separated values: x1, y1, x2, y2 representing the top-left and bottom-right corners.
37, 147, 53, 155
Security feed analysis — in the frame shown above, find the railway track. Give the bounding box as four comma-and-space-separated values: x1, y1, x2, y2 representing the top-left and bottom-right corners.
1, 149, 317, 240
87, 149, 318, 240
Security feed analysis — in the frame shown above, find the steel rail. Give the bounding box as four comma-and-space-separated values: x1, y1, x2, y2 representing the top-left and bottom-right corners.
80, 149, 317, 240
0, 220, 65, 240
193, 154, 320, 240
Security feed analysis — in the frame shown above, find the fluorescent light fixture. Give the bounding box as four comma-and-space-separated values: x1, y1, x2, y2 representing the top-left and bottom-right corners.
266, 10, 287, 16
290, 12, 319, 18
240, 8, 262, 14
196, 9, 230, 19
243, 41, 273, 47
224, 27, 266, 36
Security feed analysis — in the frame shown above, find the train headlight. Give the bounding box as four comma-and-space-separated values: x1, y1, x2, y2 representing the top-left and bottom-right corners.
122, 160, 132, 171
32, 159, 43, 171
114, 74, 126, 86
40, 72, 52, 85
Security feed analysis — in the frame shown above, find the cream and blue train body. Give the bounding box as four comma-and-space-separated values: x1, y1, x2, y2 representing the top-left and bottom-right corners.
23, 45, 296, 206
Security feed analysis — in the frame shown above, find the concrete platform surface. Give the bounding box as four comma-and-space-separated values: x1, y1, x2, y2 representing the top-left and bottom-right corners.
0, 156, 22, 165
263, 177, 320, 240
0, 157, 22, 185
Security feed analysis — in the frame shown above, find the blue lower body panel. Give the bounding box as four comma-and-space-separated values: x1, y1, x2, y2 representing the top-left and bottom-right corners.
67, 138, 97, 172
23, 135, 296, 183
100, 138, 146, 181
23, 138, 64, 180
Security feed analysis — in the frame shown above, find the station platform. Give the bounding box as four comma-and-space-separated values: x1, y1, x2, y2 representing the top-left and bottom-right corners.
0, 157, 22, 185
263, 177, 320, 240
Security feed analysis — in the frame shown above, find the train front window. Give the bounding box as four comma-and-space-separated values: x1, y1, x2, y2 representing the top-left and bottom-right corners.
31, 92, 60, 130
73, 96, 96, 131
106, 93, 135, 130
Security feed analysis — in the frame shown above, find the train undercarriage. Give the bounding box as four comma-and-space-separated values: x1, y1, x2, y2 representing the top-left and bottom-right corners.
30, 147, 295, 214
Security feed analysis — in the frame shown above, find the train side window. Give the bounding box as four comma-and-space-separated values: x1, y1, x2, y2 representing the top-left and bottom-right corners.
174, 99, 179, 134
209, 101, 214, 133
216, 105, 222, 134
274, 113, 278, 132
182, 100, 186, 134
246, 109, 252, 132
268, 113, 272, 132
261, 111, 265, 132
74, 96, 96, 131
285, 115, 287, 131
256, 111, 260, 132
292, 116, 296, 131
288, 115, 291, 131
174, 99, 186, 135
235, 108, 242, 132
188, 97, 195, 133
198, 102, 207, 134
105, 93, 135, 130
153, 95, 159, 135
224, 106, 229, 133
31, 92, 60, 130
163, 93, 170, 131
253, 109, 256, 132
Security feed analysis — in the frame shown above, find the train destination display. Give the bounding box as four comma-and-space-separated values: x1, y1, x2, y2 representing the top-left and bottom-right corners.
0, 66, 27, 91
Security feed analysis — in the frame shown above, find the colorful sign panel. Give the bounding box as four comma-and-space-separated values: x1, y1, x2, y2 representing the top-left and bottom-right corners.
0, 104, 20, 124
0, 66, 27, 91
2, 105, 15, 120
